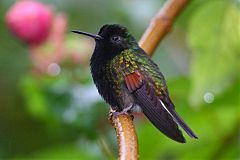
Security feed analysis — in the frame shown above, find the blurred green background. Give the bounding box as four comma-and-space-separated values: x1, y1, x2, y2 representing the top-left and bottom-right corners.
0, 0, 239, 159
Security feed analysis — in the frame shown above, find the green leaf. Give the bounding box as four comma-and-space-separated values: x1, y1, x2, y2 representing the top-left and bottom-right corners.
20, 75, 49, 119
187, 1, 240, 106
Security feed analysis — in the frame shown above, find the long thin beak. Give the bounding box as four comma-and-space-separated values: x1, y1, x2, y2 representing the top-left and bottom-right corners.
71, 30, 103, 40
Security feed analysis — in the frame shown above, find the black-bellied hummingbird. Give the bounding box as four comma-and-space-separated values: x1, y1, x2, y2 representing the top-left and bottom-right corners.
72, 24, 198, 143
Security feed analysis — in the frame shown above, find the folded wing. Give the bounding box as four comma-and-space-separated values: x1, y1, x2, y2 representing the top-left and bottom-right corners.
124, 71, 197, 143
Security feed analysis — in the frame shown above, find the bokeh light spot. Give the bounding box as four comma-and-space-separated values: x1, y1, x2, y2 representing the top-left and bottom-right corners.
47, 63, 61, 76
203, 92, 214, 104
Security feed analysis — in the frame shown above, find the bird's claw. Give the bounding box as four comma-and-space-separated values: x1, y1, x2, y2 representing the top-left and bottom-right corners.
112, 104, 134, 116
112, 110, 129, 116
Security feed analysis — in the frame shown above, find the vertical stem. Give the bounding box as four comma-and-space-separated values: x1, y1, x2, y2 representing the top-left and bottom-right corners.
111, 114, 138, 160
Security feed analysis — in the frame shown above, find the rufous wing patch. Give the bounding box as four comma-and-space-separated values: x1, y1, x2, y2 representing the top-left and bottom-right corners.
124, 71, 144, 92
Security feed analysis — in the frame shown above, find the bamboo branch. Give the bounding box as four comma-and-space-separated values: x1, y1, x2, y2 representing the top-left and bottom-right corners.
109, 0, 190, 159
139, 0, 189, 56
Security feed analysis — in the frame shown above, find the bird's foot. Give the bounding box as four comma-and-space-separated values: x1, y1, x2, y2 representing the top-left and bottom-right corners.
112, 104, 134, 116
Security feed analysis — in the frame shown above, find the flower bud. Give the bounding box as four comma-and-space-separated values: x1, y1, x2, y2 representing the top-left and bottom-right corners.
5, 0, 53, 45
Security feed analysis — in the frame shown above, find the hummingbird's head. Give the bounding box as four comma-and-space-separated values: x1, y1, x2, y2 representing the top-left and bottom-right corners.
72, 24, 137, 56
97, 24, 136, 48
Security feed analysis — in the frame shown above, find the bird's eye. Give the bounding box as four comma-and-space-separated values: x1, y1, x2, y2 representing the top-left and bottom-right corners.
111, 35, 121, 43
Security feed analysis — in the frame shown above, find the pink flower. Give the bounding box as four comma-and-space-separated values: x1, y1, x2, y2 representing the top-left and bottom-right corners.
5, 0, 53, 45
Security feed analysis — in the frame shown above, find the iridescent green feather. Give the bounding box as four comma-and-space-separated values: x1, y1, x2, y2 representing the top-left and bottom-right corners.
109, 48, 168, 97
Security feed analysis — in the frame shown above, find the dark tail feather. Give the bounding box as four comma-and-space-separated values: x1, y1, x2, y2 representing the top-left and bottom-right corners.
134, 84, 186, 143
159, 99, 198, 139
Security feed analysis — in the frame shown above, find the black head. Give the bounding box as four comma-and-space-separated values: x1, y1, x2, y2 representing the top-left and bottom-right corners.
72, 24, 137, 56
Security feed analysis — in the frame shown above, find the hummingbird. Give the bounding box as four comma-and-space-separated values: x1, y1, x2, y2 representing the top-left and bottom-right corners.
72, 24, 198, 143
